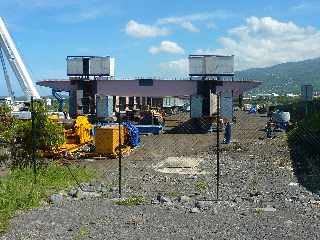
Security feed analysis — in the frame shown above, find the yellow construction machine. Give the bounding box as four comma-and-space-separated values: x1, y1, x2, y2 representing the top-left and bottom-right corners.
64, 116, 93, 145
49, 115, 93, 157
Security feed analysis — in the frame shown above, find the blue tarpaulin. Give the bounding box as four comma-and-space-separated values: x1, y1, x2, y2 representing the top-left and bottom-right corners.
136, 125, 163, 135
94, 122, 140, 147
122, 122, 140, 147
249, 106, 257, 114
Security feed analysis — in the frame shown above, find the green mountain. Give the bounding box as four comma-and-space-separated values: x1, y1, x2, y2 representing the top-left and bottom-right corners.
235, 57, 320, 94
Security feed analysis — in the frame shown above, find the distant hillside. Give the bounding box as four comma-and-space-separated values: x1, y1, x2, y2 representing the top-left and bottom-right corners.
235, 57, 320, 94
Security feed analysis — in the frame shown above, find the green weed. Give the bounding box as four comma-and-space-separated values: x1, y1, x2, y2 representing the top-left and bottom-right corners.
255, 208, 264, 215
166, 191, 181, 197
73, 226, 89, 240
0, 162, 96, 233
195, 180, 208, 191
115, 195, 145, 206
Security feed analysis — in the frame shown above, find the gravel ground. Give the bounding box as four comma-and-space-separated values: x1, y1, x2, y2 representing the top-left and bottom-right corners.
1, 111, 320, 240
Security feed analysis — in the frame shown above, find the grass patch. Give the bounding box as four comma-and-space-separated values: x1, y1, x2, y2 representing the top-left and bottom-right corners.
255, 208, 264, 216
115, 195, 145, 206
73, 226, 89, 240
166, 191, 181, 198
0, 162, 96, 233
195, 180, 208, 191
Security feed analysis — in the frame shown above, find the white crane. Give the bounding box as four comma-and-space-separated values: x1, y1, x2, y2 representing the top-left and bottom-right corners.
0, 17, 40, 99
0, 46, 14, 99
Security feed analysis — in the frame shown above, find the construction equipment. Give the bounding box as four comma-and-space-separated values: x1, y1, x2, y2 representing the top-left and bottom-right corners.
47, 116, 93, 158
139, 109, 164, 126
95, 125, 128, 155
64, 116, 93, 145
0, 17, 40, 99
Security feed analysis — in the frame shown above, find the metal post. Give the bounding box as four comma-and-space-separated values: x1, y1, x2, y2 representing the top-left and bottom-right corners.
118, 113, 122, 198
31, 96, 36, 183
216, 93, 220, 200
305, 101, 309, 117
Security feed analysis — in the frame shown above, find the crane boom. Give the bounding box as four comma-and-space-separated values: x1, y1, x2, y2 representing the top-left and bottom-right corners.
0, 47, 14, 99
0, 17, 40, 99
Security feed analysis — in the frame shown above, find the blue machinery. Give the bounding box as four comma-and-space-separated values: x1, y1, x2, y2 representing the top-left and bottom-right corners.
52, 89, 65, 112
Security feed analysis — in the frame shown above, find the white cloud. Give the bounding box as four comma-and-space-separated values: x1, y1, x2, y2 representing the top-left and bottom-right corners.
124, 11, 232, 37
206, 22, 216, 30
59, 7, 108, 23
158, 17, 199, 32
14, 0, 78, 8
157, 11, 232, 32
196, 16, 320, 70
57, 2, 123, 23
291, 3, 309, 12
158, 11, 232, 24
125, 20, 170, 38
290, 2, 320, 12
180, 22, 199, 32
149, 41, 185, 54
159, 58, 188, 75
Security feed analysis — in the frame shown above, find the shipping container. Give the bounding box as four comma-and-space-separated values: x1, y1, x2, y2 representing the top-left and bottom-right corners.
90, 57, 115, 77
67, 58, 83, 76
67, 56, 115, 77
205, 55, 234, 75
189, 55, 234, 76
189, 56, 205, 75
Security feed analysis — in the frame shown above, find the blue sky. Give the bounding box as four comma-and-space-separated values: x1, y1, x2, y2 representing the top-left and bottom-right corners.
0, 0, 320, 96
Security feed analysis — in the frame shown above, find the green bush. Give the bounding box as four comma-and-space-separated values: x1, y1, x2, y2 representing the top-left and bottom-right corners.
0, 104, 17, 144
18, 101, 65, 153
0, 162, 96, 232
0, 101, 65, 169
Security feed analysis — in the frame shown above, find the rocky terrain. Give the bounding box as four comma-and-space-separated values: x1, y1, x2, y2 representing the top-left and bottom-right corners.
1, 111, 320, 240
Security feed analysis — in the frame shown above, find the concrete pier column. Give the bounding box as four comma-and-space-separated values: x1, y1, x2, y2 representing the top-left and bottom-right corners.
125, 96, 129, 111
133, 96, 137, 109
114, 96, 120, 112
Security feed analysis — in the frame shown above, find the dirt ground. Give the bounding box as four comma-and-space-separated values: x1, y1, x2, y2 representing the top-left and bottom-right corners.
2, 110, 320, 240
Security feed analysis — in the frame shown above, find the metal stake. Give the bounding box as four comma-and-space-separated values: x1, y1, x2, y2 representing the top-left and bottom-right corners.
31, 96, 36, 183
118, 113, 122, 198
216, 93, 220, 200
